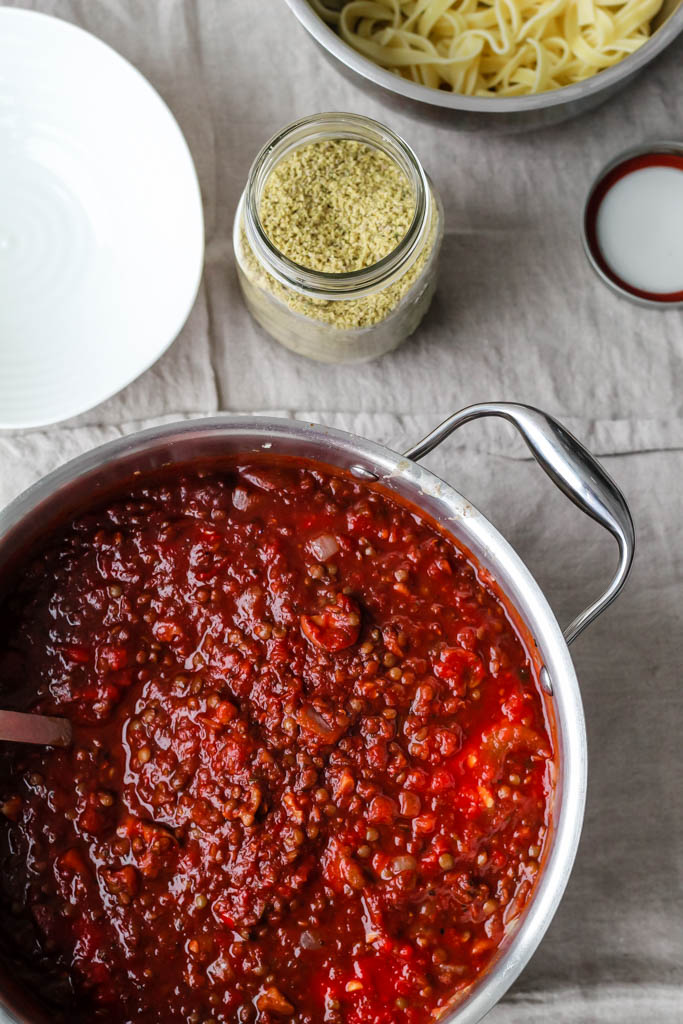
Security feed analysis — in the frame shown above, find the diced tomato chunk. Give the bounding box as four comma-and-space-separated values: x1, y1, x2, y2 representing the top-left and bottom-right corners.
368, 794, 397, 825
153, 620, 184, 643
434, 646, 485, 690
97, 645, 128, 672
300, 594, 361, 651
101, 865, 138, 898
59, 644, 90, 664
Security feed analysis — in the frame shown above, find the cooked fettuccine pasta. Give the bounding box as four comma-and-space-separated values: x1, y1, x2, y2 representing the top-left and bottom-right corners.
311, 0, 663, 95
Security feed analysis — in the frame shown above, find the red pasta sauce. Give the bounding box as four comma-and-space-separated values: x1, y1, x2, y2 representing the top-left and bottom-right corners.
0, 458, 554, 1023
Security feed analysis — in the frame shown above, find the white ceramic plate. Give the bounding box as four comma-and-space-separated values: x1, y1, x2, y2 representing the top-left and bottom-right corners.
0, 9, 204, 430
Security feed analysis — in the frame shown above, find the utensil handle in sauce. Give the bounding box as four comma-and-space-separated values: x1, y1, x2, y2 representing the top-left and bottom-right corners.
0, 710, 72, 747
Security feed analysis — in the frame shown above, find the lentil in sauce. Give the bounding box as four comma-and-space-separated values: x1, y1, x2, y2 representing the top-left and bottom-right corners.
0, 458, 553, 1023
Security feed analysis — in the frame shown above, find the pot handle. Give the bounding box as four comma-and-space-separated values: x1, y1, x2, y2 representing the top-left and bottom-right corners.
403, 402, 635, 645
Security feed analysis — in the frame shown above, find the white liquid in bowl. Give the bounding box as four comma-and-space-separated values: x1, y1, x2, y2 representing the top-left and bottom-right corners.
595, 165, 683, 295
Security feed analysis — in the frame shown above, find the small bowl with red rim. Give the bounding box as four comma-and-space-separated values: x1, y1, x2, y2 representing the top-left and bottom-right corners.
582, 140, 683, 308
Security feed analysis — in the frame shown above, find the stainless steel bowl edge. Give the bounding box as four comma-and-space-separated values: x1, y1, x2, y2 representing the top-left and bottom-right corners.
0, 415, 588, 1024
283, 0, 683, 131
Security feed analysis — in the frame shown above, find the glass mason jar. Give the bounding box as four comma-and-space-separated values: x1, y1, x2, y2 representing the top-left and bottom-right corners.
233, 112, 444, 364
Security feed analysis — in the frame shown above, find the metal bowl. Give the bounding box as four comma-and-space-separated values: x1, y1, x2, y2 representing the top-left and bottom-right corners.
283, 0, 683, 131
0, 403, 634, 1023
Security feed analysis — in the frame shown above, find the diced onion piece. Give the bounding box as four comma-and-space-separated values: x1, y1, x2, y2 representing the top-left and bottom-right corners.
297, 704, 338, 739
307, 533, 339, 562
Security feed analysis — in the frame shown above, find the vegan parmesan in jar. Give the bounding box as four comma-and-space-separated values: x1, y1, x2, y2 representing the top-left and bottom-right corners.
233, 113, 444, 363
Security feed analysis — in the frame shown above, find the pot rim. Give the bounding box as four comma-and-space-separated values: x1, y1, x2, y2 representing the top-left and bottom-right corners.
283, 0, 683, 115
0, 414, 587, 1024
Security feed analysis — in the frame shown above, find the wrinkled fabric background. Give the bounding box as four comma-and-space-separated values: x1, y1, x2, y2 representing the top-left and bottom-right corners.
1, 1, 682, 1021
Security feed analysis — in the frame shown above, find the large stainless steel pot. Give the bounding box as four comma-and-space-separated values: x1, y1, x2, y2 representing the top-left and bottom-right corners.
283, 0, 683, 132
0, 403, 634, 1024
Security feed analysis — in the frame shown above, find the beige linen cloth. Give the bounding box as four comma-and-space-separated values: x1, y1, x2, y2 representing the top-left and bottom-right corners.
1, 1, 682, 1022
